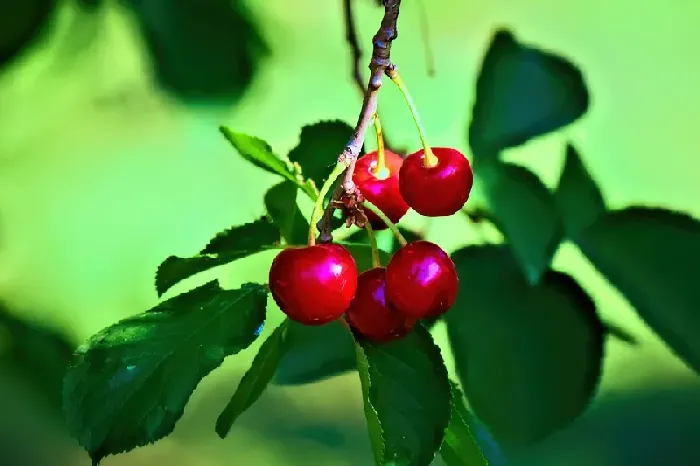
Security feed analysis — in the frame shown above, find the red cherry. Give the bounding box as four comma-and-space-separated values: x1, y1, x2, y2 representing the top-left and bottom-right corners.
268, 244, 358, 325
352, 150, 410, 229
385, 241, 459, 319
346, 267, 417, 343
398, 147, 473, 217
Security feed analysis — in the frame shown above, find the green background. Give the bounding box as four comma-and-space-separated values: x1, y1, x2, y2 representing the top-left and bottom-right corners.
1, 0, 699, 465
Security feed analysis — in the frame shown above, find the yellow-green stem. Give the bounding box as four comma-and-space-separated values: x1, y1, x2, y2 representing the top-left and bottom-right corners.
308, 162, 347, 245
362, 200, 407, 247
365, 222, 381, 268
371, 114, 389, 179
389, 70, 438, 167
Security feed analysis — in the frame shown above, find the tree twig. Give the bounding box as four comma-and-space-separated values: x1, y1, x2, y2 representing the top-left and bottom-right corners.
318, 0, 402, 243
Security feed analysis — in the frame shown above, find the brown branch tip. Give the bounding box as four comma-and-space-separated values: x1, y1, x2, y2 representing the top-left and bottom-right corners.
317, 0, 402, 243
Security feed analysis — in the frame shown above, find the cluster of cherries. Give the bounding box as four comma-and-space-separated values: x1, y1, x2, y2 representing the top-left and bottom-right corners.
268, 142, 474, 343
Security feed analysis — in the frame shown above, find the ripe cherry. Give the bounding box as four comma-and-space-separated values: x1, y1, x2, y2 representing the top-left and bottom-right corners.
398, 147, 473, 217
352, 150, 409, 229
268, 244, 358, 325
346, 267, 416, 343
385, 240, 459, 319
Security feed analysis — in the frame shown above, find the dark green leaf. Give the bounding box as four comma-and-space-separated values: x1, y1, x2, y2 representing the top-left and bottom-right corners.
440, 381, 490, 466
341, 242, 391, 272
63, 281, 268, 464
287, 121, 355, 190
446, 245, 604, 449
126, 0, 267, 104
355, 324, 451, 466
0, 303, 75, 414
273, 320, 355, 385
555, 145, 606, 238
479, 160, 563, 283
469, 29, 589, 158
155, 217, 280, 296
220, 127, 317, 198
216, 320, 288, 438
577, 207, 700, 373
264, 181, 310, 245
0, 0, 56, 69
344, 227, 422, 254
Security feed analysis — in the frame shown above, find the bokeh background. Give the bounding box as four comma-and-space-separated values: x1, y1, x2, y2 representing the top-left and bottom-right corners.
1, 0, 699, 465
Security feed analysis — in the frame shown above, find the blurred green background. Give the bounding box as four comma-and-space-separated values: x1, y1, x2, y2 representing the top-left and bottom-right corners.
1, 0, 699, 465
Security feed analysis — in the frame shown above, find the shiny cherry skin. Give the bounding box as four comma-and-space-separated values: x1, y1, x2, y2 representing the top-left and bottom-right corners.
353, 150, 410, 230
385, 240, 459, 319
268, 244, 358, 325
398, 147, 473, 217
346, 267, 417, 343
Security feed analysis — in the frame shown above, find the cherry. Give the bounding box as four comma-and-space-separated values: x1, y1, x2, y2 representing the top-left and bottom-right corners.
398, 147, 473, 217
268, 244, 358, 325
352, 150, 409, 229
385, 240, 459, 319
346, 267, 417, 343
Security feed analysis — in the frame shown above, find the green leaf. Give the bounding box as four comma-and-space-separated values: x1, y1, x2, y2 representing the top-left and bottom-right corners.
555, 144, 606, 238
0, 303, 75, 414
440, 381, 490, 466
264, 181, 310, 245
287, 121, 355, 190
446, 245, 604, 449
155, 217, 280, 296
469, 29, 589, 158
0, 0, 57, 69
576, 207, 700, 373
355, 324, 451, 466
344, 227, 423, 255
63, 281, 268, 465
216, 320, 289, 438
273, 320, 355, 386
479, 160, 564, 284
219, 127, 316, 198
341, 242, 392, 272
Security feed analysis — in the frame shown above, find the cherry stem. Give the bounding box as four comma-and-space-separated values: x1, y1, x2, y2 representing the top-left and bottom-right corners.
308, 162, 347, 246
362, 200, 407, 247
371, 114, 389, 179
386, 67, 438, 167
365, 222, 381, 268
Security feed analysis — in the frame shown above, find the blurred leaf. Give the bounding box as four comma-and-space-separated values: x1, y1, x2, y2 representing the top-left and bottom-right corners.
220, 127, 317, 199
76, 0, 103, 9
577, 207, 700, 373
0, 0, 57, 68
273, 320, 355, 386
216, 320, 288, 438
469, 29, 589, 158
126, 0, 267, 103
479, 160, 563, 284
344, 227, 422, 254
446, 245, 604, 449
0, 304, 74, 414
355, 324, 451, 465
287, 121, 355, 190
340, 242, 391, 272
155, 217, 279, 296
265, 181, 310, 245
63, 281, 268, 465
555, 145, 606, 238
440, 381, 490, 466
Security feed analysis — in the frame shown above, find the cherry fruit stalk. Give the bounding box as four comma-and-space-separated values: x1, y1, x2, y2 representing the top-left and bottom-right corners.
269, 244, 358, 325
346, 267, 416, 342
385, 240, 459, 318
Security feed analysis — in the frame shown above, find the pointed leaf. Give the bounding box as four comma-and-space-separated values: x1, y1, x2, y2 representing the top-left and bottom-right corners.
264, 181, 310, 245
469, 29, 589, 158
577, 207, 700, 373
479, 160, 563, 283
216, 320, 288, 438
62, 281, 269, 464
355, 324, 451, 466
219, 127, 316, 198
446, 245, 604, 449
155, 218, 280, 296
440, 381, 490, 466
555, 145, 606, 238
287, 121, 355, 189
